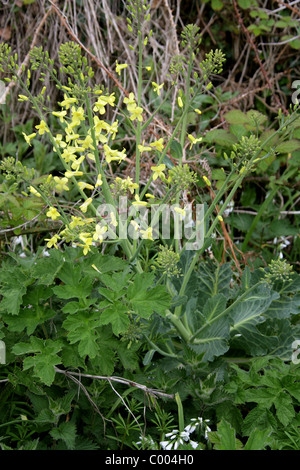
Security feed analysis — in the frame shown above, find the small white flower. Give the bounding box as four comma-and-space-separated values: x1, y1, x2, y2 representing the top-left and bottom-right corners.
190, 440, 200, 449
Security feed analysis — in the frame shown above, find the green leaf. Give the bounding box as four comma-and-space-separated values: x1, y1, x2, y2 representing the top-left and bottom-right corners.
53, 276, 93, 300
62, 311, 102, 358
189, 294, 230, 361
211, 0, 224, 10
82, 253, 129, 275
12, 337, 62, 386
50, 422, 77, 450
224, 109, 249, 124
274, 392, 295, 426
242, 407, 277, 436
99, 302, 130, 336
244, 428, 272, 450
169, 140, 183, 160
127, 272, 171, 317
32, 249, 64, 285
204, 129, 237, 147
195, 262, 232, 309
237, 0, 251, 8
208, 420, 242, 450
230, 285, 279, 355
276, 140, 300, 154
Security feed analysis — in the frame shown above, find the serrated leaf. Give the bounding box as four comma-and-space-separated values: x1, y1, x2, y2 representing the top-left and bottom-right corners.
62, 311, 102, 358
204, 129, 237, 147
242, 407, 277, 436
99, 302, 130, 336
53, 276, 93, 300
50, 422, 77, 450
12, 337, 62, 386
224, 109, 249, 124
274, 392, 295, 426
127, 272, 171, 317
208, 420, 242, 450
276, 140, 300, 153
244, 428, 272, 450
32, 249, 64, 285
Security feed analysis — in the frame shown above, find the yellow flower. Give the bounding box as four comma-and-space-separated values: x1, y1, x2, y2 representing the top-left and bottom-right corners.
95, 174, 103, 187
59, 94, 77, 109
79, 197, 93, 213
71, 106, 85, 126
116, 61, 128, 75
45, 234, 60, 249
130, 220, 139, 231
203, 176, 211, 186
106, 120, 118, 140
71, 155, 85, 171
29, 185, 41, 197
188, 134, 202, 149
194, 108, 202, 115
140, 227, 154, 241
152, 82, 164, 96
54, 176, 69, 193
46, 207, 60, 220
61, 147, 78, 163
125, 177, 138, 194
52, 110, 67, 122
93, 224, 107, 242
22, 132, 36, 146
217, 215, 223, 222
129, 106, 143, 122
151, 164, 165, 181
77, 135, 94, 150
82, 239, 93, 255
138, 141, 152, 152
65, 170, 84, 178
35, 120, 49, 135
93, 94, 115, 114
65, 129, 80, 143
132, 194, 148, 208
104, 144, 126, 164
124, 92, 137, 112
78, 181, 94, 191
174, 206, 186, 219
110, 211, 118, 227
18, 95, 29, 101
150, 138, 164, 151
53, 134, 67, 152
177, 96, 183, 108
78, 233, 93, 255
69, 216, 87, 230
145, 193, 155, 199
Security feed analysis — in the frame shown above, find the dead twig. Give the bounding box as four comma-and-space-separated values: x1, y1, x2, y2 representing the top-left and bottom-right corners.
54, 367, 174, 399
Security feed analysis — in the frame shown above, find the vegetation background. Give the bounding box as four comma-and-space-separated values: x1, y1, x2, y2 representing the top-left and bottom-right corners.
0, 0, 299, 451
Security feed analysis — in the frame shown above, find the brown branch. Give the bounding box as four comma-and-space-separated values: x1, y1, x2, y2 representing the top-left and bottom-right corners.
274, 0, 300, 17
231, 0, 283, 111
54, 367, 174, 399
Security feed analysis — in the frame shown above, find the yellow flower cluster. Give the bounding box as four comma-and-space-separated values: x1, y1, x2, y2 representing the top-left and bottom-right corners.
123, 93, 143, 122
